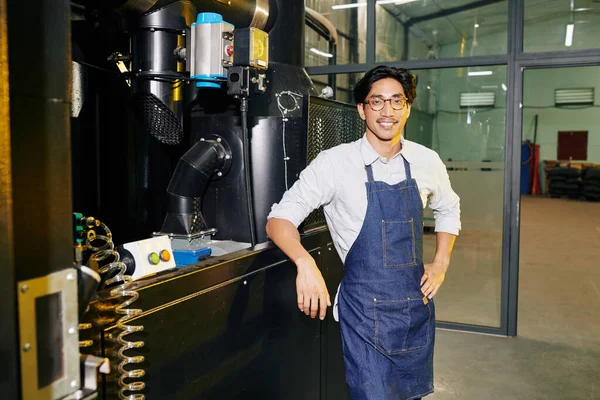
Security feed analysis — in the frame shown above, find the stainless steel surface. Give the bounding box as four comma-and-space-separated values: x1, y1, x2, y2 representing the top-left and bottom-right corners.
17, 268, 80, 400
81, 355, 110, 391
249, 0, 269, 30
191, 21, 233, 79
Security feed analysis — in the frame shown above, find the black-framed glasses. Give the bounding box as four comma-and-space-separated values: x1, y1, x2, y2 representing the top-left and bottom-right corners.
363, 97, 406, 111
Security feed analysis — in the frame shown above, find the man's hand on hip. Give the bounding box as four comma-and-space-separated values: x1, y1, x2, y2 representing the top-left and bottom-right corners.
295, 256, 331, 320
421, 261, 448, 299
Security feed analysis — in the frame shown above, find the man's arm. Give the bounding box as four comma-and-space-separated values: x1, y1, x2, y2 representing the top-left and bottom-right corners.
421, 232, 456, 299
265, 152, 335, 320
266, 219, 331, 320
421, 154, 461, 299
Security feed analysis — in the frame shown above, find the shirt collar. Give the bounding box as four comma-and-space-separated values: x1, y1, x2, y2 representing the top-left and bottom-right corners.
360, 134, 413, 166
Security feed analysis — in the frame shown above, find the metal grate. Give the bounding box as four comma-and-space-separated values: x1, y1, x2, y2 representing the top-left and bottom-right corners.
303, 96, 365, 230
132, 91, 183, 145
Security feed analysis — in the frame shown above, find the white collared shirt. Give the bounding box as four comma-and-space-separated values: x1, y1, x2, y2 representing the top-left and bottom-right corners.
267, 134, 461, 263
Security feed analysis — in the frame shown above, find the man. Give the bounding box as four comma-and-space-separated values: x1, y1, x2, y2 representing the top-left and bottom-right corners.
266, 66, 460, 400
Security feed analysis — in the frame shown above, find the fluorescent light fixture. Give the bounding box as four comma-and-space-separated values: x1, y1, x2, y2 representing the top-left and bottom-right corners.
310, 48, 334, 58
502, 83, 507, 91
555, 88, 594, 105
565, 23, 574, 47
376, 0, 420, 5
460, 92, 495, 107
332, 2, 367, 9
468, 70, 493, 76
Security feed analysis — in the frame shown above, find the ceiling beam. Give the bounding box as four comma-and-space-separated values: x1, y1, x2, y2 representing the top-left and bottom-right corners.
406, 0, 505, 25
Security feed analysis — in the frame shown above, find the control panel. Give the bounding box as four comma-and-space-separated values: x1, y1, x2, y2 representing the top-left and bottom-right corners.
121, 235, 176, 280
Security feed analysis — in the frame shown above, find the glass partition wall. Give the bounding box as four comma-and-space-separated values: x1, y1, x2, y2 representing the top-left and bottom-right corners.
304, 0, 600, 336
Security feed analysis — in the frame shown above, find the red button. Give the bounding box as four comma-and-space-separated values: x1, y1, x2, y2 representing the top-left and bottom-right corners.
226, 45, 234, 57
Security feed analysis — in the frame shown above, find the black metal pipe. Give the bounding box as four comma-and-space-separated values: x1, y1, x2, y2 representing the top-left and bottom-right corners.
268, 0, 303, 66
305, 12, 331, 42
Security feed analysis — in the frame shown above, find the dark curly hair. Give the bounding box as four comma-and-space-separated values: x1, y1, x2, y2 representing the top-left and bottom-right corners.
353, 66, 417, 105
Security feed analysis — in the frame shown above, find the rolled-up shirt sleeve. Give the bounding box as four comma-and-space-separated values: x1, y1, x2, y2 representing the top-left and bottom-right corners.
429, 155, 461, 235
267, 152, 336, 228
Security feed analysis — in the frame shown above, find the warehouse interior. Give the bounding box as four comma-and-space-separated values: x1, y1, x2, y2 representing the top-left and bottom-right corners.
2, 0, 600, 399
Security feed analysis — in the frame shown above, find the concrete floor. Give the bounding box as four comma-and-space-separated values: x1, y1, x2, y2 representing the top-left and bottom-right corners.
428, 196, 600, 400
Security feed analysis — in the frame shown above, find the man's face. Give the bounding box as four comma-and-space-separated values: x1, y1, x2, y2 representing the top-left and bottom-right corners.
357, 77, 411, 142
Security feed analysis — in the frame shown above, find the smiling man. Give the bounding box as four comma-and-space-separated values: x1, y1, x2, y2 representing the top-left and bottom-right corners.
266, 66, 461, 399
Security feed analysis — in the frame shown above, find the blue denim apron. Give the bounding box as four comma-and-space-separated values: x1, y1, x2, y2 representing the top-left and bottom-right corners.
338, 158, 435, 400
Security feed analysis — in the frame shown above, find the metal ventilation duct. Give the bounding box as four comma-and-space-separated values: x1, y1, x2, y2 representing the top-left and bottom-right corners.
460, 92, 495, 107
555, 88, 594, 106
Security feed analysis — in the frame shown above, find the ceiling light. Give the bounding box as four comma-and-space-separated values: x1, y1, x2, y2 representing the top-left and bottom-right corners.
474, 23, 480, 28
310, 48, 334, 58
376, 0, 420, 5
468, 70, 493, 76
426, 85, 431, 89
574, 7, 593, 11
565, 23, 574, 47
502, 83, 507, 91
332, 2, 367, 9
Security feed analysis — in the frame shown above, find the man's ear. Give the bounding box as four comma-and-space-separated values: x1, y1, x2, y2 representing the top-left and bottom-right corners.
357, 103, 366, 120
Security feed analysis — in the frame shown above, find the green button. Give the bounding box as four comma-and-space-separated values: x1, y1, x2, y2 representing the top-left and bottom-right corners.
148, 252, 160, 265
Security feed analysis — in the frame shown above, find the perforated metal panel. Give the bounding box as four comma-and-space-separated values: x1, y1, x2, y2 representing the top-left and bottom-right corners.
132, 91, 183, 145
303, 96, 365, 230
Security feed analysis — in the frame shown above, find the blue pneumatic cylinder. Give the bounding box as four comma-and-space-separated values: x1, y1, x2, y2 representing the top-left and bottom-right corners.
190, 13, 235, 88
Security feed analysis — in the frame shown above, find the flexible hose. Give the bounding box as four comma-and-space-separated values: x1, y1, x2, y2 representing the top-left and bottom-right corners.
241, 97, 257, 247
87, 221, 146, 400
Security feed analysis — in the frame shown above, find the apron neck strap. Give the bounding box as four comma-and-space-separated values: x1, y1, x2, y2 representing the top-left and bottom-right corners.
365, 164, 375, 183
402, 155, 412, 180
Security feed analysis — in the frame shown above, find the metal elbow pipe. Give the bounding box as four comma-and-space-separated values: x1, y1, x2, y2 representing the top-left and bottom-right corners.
160, 136, 231, 235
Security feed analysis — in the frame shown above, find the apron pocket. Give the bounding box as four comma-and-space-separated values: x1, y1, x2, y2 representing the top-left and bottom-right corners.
374, 298, 431, 355
382, 219, 417, 268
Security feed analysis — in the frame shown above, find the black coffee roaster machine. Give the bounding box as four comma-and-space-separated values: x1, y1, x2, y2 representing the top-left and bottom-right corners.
5, 0, 365, 399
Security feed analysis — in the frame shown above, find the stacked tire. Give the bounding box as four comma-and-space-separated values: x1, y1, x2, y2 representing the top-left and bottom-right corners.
547, 167, 582, 198
582, 168, 600, 201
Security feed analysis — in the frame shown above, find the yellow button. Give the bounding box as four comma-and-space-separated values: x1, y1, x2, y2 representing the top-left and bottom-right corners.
160, 250, 171, 262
